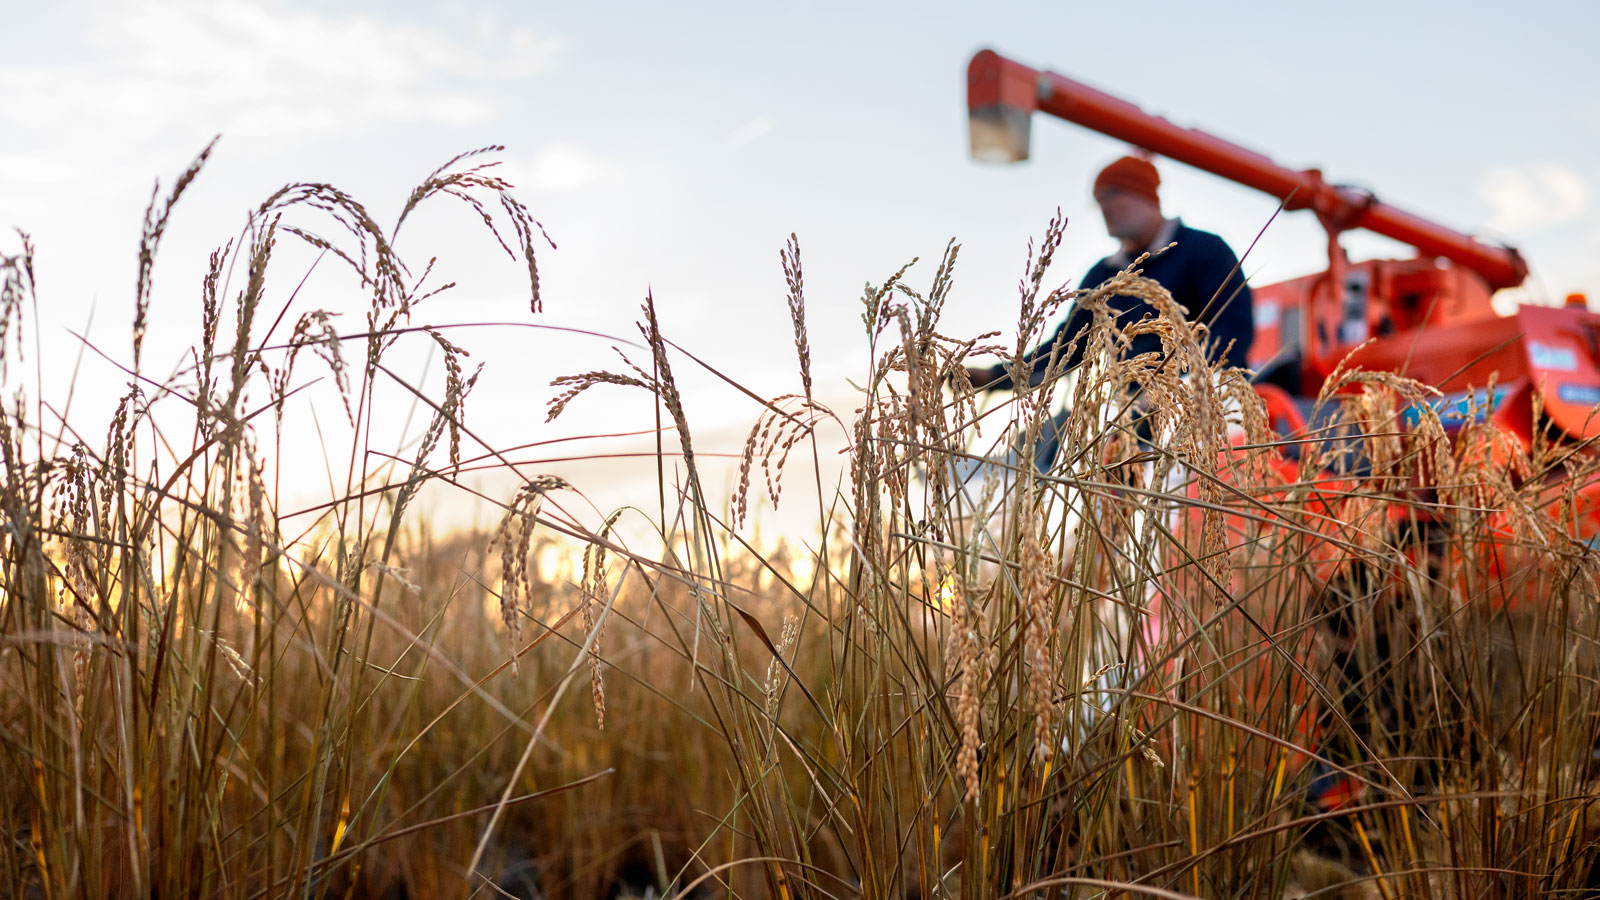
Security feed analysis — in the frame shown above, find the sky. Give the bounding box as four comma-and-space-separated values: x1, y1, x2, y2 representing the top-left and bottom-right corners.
4, 0, 1598, 539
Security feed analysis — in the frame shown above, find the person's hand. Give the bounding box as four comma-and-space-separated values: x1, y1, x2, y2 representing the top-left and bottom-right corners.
946, 365, 979, 391
962, 364, 1000, 391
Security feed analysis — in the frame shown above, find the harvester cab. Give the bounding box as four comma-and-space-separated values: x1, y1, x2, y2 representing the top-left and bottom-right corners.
966, 49, 1600, 458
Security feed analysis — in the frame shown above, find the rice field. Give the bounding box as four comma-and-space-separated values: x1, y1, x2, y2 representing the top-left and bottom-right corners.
3, 146, 1599, 900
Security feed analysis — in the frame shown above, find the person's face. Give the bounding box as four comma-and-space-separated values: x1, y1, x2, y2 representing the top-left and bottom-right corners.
1094, 188, 1163, 244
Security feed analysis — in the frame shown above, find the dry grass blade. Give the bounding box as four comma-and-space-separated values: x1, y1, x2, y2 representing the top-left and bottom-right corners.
6, 154, 1600, 900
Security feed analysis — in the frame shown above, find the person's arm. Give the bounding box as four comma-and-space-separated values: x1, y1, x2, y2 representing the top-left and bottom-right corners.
967, 279, 1099, 392
1190, 236, 1254, 369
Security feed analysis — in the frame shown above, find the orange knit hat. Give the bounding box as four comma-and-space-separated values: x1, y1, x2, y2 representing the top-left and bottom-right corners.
1093, 156, 1161, 205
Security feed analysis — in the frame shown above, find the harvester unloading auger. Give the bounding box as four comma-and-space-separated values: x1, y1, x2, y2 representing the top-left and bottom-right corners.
967, 48, 1600, 562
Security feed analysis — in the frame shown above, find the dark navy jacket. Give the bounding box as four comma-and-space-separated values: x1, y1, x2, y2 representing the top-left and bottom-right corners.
982, 219, 1253, 390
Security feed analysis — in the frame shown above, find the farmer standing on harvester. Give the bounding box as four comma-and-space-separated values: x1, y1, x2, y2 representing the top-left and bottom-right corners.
964, 155, 1255, 467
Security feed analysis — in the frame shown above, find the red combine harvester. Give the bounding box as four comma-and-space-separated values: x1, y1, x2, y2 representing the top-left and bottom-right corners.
967, 48, 1600, 567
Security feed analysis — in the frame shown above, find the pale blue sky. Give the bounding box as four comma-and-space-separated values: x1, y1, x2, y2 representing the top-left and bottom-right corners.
4, 0, 1597, 530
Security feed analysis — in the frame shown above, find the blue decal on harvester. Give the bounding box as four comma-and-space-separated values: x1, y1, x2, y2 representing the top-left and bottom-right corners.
1557, 383, 1600, 408
1530, 341, 1580, 372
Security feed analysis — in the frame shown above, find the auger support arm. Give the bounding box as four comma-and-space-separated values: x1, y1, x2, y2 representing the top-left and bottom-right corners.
967, 49, 1527, 291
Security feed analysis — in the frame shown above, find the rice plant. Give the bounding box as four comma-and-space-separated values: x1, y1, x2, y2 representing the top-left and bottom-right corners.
4, 145, 1598, 900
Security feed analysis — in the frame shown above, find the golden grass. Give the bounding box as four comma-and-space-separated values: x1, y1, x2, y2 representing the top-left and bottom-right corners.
3, 145, 1600, 900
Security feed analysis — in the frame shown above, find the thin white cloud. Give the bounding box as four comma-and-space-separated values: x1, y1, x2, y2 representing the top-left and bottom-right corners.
503, 144, 617, 193
502, 25, 567, 77
1479, 164, 1591, 235
0, 0, 562, 148
734, 114, 776, 145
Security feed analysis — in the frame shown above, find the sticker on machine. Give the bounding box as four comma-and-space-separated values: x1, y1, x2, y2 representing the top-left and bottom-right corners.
1529, 341, 1580, 372
1557, 383, 1600, 408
